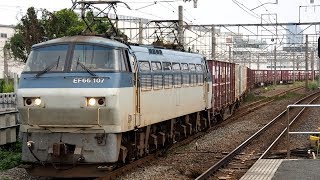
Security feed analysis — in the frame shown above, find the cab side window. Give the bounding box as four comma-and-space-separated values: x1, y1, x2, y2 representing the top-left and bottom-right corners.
151, 61, 162, 71
172, 63, 181, 71
163, 62, 172, 71
182, 63, 189, 71
139, 61, 151, 72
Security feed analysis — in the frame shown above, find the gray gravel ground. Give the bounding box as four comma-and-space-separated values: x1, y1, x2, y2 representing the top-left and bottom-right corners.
273, 97, 320, 154
119, 88, 305, 180
0, 168, 39, 180
0, 85, 307, 180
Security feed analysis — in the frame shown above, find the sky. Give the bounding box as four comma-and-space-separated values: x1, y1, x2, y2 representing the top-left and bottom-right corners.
0, 0, 319, 26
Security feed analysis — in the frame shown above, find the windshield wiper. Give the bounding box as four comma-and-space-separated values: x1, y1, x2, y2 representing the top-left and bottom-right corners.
35, 56, 60, 78
76, 58, 97, 77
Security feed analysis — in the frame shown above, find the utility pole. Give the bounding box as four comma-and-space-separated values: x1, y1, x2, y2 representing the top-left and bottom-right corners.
273, 46, 277, 85
3, 48, 8, 83
229, 46, 232, 62
311, 50, 314, 81
14, 73, 18, 104
305, 34, 308, 89
249, 53, 252, 68
274, 17, 278, 85
178, 6, 184, 49
138, 19, 143, 44
292, 52, 295, 83
318, 55, 320, 86
257, 55, 260, 70
211, 25, 216, 60
318, 37, 320, 86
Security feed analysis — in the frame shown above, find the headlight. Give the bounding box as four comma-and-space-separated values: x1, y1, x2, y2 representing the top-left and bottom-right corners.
88, 98, 96, 106
34, 98, 42, 106
86, 97, 105, 107
24, 97, 42, 106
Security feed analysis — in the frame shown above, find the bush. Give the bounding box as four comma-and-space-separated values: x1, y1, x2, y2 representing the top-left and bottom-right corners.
274, 92, 301, 101
0, 151, 21, 170
0, 80, 4, 93
2, 81, 14, 93
0, 142, 22, 171
308, 82, 318, 90
0, 79, 18, 93
0, 79, 14, 93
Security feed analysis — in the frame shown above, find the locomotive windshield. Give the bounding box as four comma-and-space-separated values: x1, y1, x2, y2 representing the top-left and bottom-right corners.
24, 44, 128, 73
24, 44, 68, 72
70, 44, 127, 72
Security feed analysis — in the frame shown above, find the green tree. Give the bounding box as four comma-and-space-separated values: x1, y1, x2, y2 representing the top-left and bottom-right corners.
41, 8, 85, 39
20, 7, 45, 54
5, 33, 27, 62
6, 7, 127, 62
7, 7, 44, 62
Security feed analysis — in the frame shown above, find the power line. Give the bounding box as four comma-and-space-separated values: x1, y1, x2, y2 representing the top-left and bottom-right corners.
162, 2, 194, 23
117, 4, 163, 19
232, 0, 261, 20
184, 9, 196, 21
232, 0, 294, 43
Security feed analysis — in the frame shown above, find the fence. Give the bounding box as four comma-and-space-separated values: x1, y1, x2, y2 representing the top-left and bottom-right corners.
0, 111, 18, 145
0, 92, 16, 104
0, 92, 18, 145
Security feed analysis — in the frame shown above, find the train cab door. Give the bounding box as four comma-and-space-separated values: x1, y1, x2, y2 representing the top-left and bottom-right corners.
127, 50, 141, 127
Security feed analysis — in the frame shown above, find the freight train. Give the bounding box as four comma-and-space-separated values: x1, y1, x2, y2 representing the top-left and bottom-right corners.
17, 35, 315, 177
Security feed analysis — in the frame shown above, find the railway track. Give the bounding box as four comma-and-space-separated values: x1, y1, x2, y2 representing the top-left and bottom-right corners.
220, 86, 304, 125
91, 86, 305, 180
195, 90, 320, 180
239, 86, 303, 110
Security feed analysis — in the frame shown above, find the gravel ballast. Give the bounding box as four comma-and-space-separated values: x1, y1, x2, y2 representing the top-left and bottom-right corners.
0, 85, 310, 180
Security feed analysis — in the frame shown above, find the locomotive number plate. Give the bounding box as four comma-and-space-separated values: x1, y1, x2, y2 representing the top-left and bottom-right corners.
73, 78, 105, 84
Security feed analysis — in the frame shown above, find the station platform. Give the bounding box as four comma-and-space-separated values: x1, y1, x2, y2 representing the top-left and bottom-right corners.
240, 159, 320, 180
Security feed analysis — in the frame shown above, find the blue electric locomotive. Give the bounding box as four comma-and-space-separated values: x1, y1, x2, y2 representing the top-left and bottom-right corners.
18, 35, 212, 177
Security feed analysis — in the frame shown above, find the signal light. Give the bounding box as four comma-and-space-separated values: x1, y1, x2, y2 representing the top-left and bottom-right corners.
25, 98, 32, 105
98, 98, 104, 105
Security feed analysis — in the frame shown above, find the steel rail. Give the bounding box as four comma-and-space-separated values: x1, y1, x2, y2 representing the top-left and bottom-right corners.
95, 86, 306, 179
226, 86, 304, 122
195, 90, 320, 180
259, 96, 320, 159
239, 86, 303, 110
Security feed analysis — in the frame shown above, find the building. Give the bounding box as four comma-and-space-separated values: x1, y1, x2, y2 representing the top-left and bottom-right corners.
286, 25, 303, 45
0, 24, 15, 52
0, 24, 24, 78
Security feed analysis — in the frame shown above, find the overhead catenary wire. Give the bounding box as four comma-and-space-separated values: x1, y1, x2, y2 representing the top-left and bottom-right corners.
232, 0, 301, 53
163, 1, 195, 24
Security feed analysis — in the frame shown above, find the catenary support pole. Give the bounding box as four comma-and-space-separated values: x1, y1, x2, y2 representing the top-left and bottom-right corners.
305, 35, 309, 89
